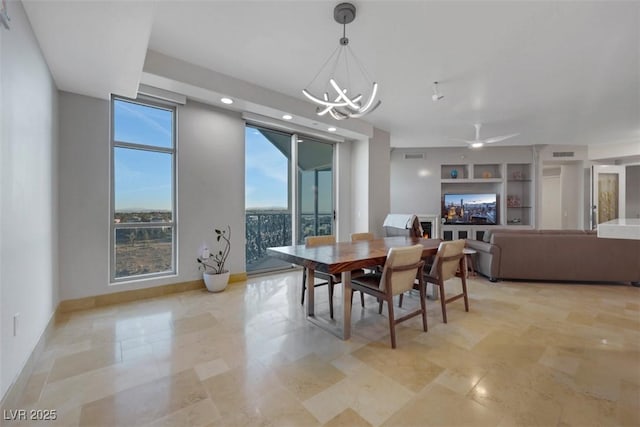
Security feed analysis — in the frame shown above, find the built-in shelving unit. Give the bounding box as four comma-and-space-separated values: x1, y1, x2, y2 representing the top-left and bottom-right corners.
440, 162, 534, 239
505, 163, 532, 226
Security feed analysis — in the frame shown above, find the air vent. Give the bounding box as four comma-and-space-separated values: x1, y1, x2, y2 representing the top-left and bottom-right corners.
552, 151, 575, 158
404, 153, 424, 160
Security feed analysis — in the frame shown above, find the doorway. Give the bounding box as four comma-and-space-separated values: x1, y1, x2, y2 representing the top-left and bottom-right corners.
245, 125, 335, 273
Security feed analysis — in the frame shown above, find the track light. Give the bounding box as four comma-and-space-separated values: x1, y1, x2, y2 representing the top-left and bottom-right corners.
432, 81, 444, 102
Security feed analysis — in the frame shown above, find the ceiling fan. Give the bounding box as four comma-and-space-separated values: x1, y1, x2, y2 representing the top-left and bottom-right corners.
452, 123, 520, 148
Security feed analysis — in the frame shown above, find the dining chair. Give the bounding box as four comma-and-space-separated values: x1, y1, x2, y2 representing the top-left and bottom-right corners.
351, 232, 378, 278
301, 235, 365, 319
351, 232, 375, 241
423, 239, 468, 323
350, 244, 427, 348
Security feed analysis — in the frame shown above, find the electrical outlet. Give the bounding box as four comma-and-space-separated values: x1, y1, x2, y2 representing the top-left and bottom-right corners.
13, 313, 20, 337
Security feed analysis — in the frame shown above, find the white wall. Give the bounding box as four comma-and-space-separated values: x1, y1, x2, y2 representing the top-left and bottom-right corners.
560, 163, 584, 229
178, 101, 245, 276
58, 92, 110, 301
1, 0, 59, 400
541, 174, 562, 229
351, 139, 369, 234
58, 95, 246, 300
335, 140, 352, 242
589, 142, 640, 161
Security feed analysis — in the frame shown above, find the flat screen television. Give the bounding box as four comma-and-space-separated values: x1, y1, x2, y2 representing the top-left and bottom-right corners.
442, 193, 498, 225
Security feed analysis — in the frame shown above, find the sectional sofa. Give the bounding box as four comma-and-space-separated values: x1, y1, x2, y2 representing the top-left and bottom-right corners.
464, 229, 640, 284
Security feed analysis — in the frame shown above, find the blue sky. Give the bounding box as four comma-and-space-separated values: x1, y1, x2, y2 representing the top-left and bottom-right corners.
445, 193, 496, 205
245, 128, 289, 209
245, 128, 333, 213
114, 100, 173, 211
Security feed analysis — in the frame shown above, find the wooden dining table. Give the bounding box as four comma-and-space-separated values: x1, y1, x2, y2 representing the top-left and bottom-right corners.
267, 236, 442, 340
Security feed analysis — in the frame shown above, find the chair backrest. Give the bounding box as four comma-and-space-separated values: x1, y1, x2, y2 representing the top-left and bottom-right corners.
378, 244, 424, 294
351, 232, 375, 242
429, 240, 465, 281
305, 235, 336, 247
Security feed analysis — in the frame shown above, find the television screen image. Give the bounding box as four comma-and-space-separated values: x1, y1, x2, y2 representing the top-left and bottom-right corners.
442, 193, 498, 225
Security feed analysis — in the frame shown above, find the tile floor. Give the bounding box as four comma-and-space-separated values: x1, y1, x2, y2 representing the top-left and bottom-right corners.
5, 271, 640, 426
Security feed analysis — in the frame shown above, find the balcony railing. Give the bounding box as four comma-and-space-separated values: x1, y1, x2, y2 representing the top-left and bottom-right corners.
245, 210, 333, 271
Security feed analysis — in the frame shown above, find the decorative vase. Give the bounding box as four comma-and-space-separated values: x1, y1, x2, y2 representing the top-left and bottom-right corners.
203, 271, 230, 292
450, 169, 458, 179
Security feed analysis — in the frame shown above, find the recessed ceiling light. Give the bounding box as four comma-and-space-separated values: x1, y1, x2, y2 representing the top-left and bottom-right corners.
220, 97, 233, 104
297, 139, 304, 142
282, 114, 293, 120
328, 127, 337, 132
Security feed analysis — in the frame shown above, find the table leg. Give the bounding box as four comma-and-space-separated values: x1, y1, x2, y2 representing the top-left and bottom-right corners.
307, 268, 315, 316
342, 270, 352, 340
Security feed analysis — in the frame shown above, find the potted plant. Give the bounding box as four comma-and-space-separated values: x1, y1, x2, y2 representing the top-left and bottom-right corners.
197, 226, 231, 292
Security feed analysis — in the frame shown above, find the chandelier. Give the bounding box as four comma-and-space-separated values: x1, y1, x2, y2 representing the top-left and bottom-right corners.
302, 2, 381, 120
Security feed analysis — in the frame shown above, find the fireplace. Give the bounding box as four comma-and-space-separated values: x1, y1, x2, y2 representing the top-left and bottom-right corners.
418, 214, 440, 239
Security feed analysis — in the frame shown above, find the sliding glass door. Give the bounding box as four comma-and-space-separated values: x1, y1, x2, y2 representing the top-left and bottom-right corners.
245, 125, 335, 273
297, 138, 334, 244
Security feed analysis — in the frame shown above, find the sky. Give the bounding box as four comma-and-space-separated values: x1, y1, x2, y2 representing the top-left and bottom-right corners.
245, 127, 333, 213
114, 100, 173, 211
113, 99, 332, 213
245, 127, 289, 209
445, 193, 497, 206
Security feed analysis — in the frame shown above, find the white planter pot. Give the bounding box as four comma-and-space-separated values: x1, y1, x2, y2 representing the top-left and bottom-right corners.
203, 270, 230, 293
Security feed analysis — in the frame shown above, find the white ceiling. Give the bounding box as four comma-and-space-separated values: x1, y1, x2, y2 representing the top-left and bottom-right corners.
23, 1, 639, 148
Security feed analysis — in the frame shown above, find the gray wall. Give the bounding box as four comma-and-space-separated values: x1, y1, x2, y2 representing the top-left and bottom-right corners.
626, 165, 640, 219
369, 128, 391, 237
0, 0, 59, 400
390, 146, 534, 217
58, 96, 246, 300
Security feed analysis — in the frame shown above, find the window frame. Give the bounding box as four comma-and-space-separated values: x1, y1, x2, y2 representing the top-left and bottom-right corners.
110, 95, 178, 283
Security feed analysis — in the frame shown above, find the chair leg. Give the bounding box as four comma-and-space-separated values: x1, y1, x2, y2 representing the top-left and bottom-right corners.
387, 295, 397, 349
378, 298, 383, 314
419, 282, 428, 332
301, 269, 307, 306
439, 283, 447, 323
328, 279, 334, 319
398, 293, 404, 307
360, 291, 365, 308
461, 275, 469, 312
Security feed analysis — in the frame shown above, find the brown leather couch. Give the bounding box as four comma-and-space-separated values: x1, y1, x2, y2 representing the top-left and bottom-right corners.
465, 229, 640, 284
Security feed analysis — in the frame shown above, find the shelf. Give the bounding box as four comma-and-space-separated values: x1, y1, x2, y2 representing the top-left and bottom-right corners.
473, 164, 502, 179
441, 164, 468, 179
441, 178, 502, 184
440, 162, 534, 227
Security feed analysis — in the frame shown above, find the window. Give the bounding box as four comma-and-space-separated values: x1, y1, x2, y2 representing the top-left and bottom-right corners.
111, 97, 176, 281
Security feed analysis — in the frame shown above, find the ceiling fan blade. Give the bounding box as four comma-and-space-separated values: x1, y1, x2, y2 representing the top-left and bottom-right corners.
448, 138, 476, 144
482, 133, 520, 144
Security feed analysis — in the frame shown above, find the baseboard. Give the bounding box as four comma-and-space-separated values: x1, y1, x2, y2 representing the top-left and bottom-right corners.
0, 310, 57, 412
58, 273, 248, 313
